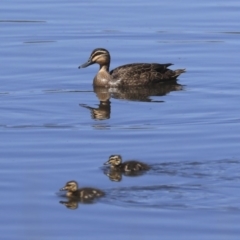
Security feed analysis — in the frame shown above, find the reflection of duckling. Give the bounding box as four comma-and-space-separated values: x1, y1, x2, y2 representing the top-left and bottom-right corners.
104, 155, 150, 173
104, 169, 122, 182
59, 200, 79, 210
60, 181, 105, 202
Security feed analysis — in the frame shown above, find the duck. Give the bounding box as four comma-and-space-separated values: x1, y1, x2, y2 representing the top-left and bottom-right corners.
78, 48, 185, 88
104, 154, 150, 173
60, 180, 105, 202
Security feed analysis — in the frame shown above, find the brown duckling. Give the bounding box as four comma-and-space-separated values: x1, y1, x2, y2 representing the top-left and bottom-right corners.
104, 154, 150, 173
60, 180, 105, 202
78, 48, 185, 88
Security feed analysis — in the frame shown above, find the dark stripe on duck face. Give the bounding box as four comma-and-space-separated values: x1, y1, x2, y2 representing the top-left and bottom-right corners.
91, 49, 109, 60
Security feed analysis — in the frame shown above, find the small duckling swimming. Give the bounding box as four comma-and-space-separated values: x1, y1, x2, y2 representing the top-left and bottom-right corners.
79, 48, 185, 87
60, 180, 105, 202
104, 154, 150, 173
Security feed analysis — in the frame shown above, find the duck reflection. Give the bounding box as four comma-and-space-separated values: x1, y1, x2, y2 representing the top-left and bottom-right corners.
104, 168, 148, 182
104, 169, 123, 182
80, 86, 111, 120
59, 199, 80, 210
80, 82, 183, 120
108, 81, 183, 102
80, 100, 111, 120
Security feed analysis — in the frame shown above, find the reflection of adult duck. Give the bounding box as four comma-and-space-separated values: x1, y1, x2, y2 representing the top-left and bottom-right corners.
79, 48, 185, 87
108, 83, 183, 102
60, 181, 105, 202
80, 100, 111, 120
104, 155, 150, 173
80, 82, 183, 120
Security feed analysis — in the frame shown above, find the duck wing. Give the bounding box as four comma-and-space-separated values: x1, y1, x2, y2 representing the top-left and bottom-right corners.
110, 63, 184, 86
123, 160, 149, 172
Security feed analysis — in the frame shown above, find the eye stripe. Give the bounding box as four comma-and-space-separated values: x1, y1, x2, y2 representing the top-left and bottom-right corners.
91, 51, 107, 59
90, 48, 110, 60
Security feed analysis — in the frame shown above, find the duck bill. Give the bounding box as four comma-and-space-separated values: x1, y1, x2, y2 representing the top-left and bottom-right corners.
59, 186, 67, 191
78, 60, 93, 69
104, 160, 110, 165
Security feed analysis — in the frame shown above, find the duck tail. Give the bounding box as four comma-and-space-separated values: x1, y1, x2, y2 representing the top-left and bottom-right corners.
173, 69, 186, 78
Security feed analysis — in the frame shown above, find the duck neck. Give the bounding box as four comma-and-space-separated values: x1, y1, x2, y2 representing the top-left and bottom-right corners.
93, 64, 112, 87
99, 64, 110, 72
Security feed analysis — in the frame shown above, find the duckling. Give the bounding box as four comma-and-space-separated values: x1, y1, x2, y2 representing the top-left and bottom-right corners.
78, 48, 185, 88
60, 180, 105, 202
104, 154, 150, 173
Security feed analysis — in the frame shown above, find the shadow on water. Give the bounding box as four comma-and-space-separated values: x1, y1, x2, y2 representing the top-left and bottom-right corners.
80, 82, 184, 120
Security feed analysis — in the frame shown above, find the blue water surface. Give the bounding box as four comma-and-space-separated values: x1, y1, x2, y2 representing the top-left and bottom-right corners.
1, 0, 240, 239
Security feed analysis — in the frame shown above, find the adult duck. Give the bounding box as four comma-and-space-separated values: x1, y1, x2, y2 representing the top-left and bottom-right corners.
78, 48, 185, 87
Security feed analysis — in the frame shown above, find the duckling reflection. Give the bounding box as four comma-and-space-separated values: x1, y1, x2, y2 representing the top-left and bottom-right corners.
59, 199, 79, 210
104, 169, 123, 182
104, 154, 150, 175
59, 180, 105, 203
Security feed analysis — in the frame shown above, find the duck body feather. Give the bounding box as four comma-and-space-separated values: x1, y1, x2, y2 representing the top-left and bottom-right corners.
67, 187, 105, 200
110, 63, 178, 87
104, 155, 150, 173
60, 180, 105, 202
115, 160, 150, 172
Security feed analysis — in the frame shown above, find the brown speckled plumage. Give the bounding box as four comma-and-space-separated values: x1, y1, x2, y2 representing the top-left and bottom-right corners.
104, 154, 150, 173
60, 180, 105, 202
79, 48, 185, 87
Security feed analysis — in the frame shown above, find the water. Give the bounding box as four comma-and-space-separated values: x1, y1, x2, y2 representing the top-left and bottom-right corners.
1, 0, 240, 239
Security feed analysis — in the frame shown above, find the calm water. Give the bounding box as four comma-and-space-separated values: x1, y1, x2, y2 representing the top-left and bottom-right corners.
1, 0, 240, 239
